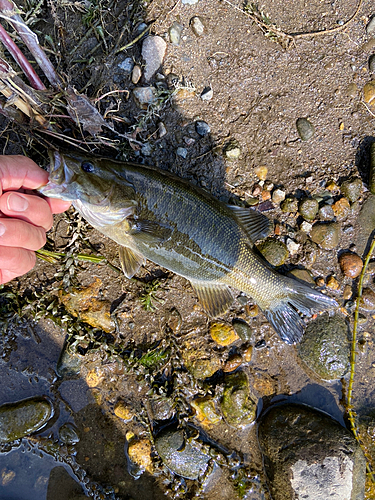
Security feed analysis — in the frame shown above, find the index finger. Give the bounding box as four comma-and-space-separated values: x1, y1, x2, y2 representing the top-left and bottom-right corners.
0, 155, 49, 195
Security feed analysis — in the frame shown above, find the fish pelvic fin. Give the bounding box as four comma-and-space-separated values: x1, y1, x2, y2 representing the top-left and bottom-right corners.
262, 281, 338, 345
190, 280, 234, 317
119, 246, 145, 278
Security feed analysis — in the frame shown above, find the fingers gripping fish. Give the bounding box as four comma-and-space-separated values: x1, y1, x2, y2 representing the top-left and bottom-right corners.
40, 150, 337, 345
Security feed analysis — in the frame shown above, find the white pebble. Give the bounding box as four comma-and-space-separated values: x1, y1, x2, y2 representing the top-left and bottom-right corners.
300, 221, 313, 233
286, 238, 300, 255
272, 189, 286, 204
142, 36, 167, 82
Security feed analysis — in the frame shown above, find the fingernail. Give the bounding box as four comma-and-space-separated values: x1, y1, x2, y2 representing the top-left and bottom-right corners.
7, 193, 29, 212
0, 222, 5, 236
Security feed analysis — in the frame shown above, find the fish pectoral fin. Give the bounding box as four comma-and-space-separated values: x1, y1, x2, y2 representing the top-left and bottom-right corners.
228, 205, 272, 243
190, 280, 233, 317
130, 220, 172, 245
119, 246, 145, 278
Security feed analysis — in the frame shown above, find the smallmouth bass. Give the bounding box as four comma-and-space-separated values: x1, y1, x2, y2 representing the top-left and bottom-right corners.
40, 151, 337, 344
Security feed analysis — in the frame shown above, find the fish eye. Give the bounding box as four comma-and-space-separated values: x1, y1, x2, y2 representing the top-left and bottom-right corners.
81, 161, 95, 173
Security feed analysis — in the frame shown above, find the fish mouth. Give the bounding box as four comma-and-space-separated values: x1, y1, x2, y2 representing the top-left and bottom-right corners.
38, 150, 76, 199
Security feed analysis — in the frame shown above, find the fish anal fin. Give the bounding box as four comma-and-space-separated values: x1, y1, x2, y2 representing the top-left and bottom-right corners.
119, 246, 145, 278
190, 280, 233, 317
228, 205, 272, 243
130, 219, 172, 245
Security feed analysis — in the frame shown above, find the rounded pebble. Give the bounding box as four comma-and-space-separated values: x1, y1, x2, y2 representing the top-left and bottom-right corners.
118, 57, 134, 73
142, 36, 167, 81
210, 322, 239, 346
339, 252, 363, 278
191, 397, 221, 426
223, 139, 241, 160
155, 426, 210, 479
221, 371, 256, 427
299, 198, 319, 221
127, 437, 154, 473
232, 318, 253, 341
169, 21, 183, 45
359, 288, 375, 311
257, 238, 289, 266
343, 284, 352, 300
319, 204, 335, 221
310, 222, 340, 250
332, 197, 350, 221
290, 269, 315, 284
369, 54, 375, 73
272, 189, 286, 204
326, 275, 339, 290
224, 354, 243, 372
298, 314, 350, 380
0, 397, 53, 443
296, 117, 315, 141
114, 400, 134, 421
254, 166, 268, 181
340, 178, 362, 202
131, 64, 142, 84
195, 120, 210, 136
190, 16, 205, 36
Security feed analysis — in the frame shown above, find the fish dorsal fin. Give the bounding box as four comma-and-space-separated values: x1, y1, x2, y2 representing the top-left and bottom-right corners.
119, 246, 145, 278
228, 205, 272, 243
190, 280, 233, 317
130, 219, 172, 245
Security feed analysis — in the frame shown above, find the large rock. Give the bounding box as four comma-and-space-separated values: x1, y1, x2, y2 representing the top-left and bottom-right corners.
258, 403, 366, 500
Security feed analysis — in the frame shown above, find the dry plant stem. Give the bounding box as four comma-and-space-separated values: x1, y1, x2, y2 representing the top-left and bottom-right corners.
36, 248, 122, 274
0, 0, 62, 88
0, 23, 45, 89
347, 235, 375, 481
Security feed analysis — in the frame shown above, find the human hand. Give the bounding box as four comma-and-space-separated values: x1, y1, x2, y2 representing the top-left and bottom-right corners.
0, 155, 71, 284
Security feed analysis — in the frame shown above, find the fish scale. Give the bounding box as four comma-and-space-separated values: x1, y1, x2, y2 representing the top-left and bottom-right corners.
39, 150, 338, 344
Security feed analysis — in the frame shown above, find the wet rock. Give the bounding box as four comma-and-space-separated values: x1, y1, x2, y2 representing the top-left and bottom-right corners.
339, 252, 363, 278
299, 198, 319, 220
190, 16, 205, 36
343, 284, 352, 300
118, 57, 134, 73
191, 397, 222, 426
169, 21, 183, 45
56, 341, 83, 377
165, 307, 182, 334
59, 278, 114, 332
223, 139, 241, 160
246, 303, 259, 317
59, 422, 79, 445
127, 437, 154, 473
370, 54, 375, 73
133, 86, 157, 108
176, 146, 188, 158
150, 395, 174, 420
114, 400, 134, 421
286, 238, 300, 256
359, 287, 375, 311
363, 80, 375, 105
155, 426, 210, 479
221, 371, 257, 427
232, 318, 253, 341
296, 117, 315, 141
332, 197, 350, 221
258, 403, 366, 500
0, 397, 53, 443
281, 196, 298, 212
272, 188, 285, 204
326, 275, 339, 290
356, 195, 375, 254
195, 120, 210, 136
182, 344, 222, 379
210, 322, 239, 346
310, 222, 340, 250
223, 354, 243, 372
289, 268, 315, 284
300, 221, 312, 233
340, 177, 362, 202
200, 86, 213, 100
300, 239, 318, 268
297, 314, 350, 380
142, 36, 167, 81
367, 16, 375, 36
256, 238, 289, 266
318, 203, 334, 220
242, 344, 253, 362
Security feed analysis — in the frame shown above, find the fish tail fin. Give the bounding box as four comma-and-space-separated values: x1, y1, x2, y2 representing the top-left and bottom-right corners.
262, 280, 338, 345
